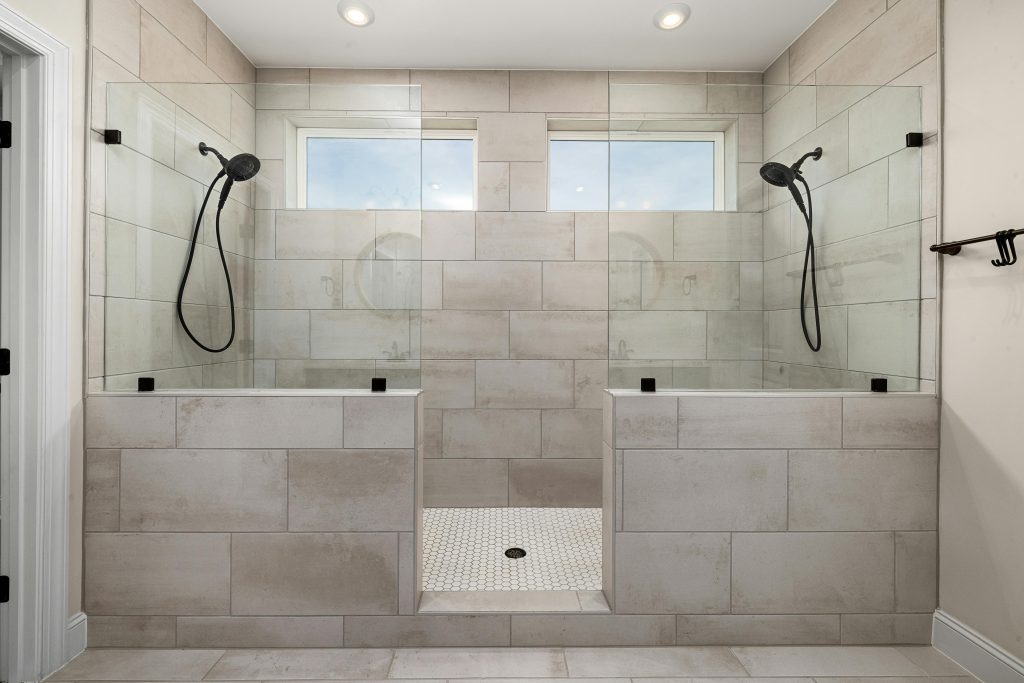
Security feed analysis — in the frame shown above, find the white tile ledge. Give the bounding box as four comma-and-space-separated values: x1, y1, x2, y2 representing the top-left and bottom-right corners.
419, 589, 611, 614
607, 389, 937, 399
89, 388, 423, 397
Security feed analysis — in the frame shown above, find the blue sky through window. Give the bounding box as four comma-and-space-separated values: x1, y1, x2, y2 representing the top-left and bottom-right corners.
550, 139, 716, 211
305, 137, 474, 210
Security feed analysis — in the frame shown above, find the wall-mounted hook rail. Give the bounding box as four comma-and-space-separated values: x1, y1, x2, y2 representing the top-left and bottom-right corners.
931, 228, 1024, 267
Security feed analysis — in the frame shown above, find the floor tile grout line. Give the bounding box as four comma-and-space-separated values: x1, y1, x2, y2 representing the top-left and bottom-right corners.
200, 648, 229, 680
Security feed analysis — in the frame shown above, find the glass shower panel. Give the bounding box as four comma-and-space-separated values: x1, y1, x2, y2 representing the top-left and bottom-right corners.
102, 81, 422, 390
606, 82, 924, 392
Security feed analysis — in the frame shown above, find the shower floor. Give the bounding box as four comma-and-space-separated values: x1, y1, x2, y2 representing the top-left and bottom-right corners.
422, 507, 602, 591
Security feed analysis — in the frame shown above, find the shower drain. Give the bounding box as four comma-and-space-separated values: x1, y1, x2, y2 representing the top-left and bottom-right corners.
504, 547, 527, 559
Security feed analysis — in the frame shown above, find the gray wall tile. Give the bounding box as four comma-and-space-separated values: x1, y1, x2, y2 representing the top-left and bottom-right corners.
615, 532, 731, 614
678, 397, 842, 448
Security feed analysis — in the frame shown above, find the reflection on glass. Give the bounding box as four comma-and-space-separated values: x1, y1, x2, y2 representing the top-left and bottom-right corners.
306, 137, 474, 210
549, 139, 716, 211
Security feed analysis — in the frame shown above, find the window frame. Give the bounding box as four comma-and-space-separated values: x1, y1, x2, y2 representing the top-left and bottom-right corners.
296, 127, 478, 210
548, 130, 726, 212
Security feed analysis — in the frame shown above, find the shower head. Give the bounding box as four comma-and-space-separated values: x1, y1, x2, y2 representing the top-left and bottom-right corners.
759, 161, 795, 188
759, 147, 823, 187
199, 142, 261, 208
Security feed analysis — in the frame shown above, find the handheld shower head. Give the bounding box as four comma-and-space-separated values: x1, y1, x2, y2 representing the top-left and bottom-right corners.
759, 161, 795, 188
199, 142, 261, 208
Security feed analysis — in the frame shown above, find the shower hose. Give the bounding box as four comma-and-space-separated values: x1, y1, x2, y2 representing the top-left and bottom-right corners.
175, 171, 236, 353
795, 174, 823, 352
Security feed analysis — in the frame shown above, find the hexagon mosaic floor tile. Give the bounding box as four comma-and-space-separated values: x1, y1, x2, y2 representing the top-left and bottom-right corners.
422, 507, 602, 591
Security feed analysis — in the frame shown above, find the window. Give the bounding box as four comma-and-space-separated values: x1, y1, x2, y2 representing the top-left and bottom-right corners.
549, 132, 725, 211
298, 129, 475, 210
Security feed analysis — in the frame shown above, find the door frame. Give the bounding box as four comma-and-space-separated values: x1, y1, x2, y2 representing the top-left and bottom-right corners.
0, 5, 75, 683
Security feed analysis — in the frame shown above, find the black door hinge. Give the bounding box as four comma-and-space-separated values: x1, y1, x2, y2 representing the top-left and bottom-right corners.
0, 121, 11, 149
0, 349, 8, 376
0, 575, 9, 603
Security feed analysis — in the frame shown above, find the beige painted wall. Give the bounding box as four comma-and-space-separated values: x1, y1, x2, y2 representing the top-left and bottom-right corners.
1, 0, 89, 616
940, 0, 1024, 661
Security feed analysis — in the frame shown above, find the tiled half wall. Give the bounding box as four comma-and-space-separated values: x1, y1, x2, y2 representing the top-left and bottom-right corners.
84, 390, 938, 648
604, 391, 939, 646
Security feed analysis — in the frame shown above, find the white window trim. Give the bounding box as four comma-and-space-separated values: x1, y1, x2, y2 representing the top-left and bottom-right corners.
548, 130, 726, 211
295, 127, 478, 210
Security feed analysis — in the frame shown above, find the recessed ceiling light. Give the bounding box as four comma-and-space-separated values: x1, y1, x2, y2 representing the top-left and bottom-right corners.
338, 0, 374, 27
654, 3, 690, 30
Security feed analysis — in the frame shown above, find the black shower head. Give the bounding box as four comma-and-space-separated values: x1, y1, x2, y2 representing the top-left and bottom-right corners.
199, 142, 261, 181
759, 147, 823, 187
759, 161, 795, 188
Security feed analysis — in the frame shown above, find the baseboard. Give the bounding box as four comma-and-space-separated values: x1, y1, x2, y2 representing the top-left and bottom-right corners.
933, 610, 1024, 683
65, 612, 87, 661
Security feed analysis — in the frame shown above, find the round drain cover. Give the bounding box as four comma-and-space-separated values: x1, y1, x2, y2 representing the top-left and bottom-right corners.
504, 547, 526, 559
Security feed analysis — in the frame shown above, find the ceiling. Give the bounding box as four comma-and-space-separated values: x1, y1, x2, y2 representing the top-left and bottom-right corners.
195, 0, 836, 72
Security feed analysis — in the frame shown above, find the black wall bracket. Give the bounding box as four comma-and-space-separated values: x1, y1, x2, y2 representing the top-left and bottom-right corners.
906, 132, 924, 147
640, 377, 656, 393
138, 377, 155, 392
1, 348, 9, 376
0, 120, 11, 149
371, 377, 386, 392
103, 129, 122, 145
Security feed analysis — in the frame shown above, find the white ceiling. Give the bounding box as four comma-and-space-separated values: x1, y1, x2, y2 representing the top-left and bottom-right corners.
195, 0, 836, 72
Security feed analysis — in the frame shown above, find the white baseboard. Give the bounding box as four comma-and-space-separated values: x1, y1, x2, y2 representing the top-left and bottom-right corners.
65, 613, 87, 661
933, 610, 1024, 683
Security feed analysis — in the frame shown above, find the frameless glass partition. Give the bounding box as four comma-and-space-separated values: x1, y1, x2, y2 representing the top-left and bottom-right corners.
101, 81, 422, 390
605, 82, 924, 391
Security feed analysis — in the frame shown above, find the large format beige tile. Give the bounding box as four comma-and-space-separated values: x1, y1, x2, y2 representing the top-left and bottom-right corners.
476, 212, 575, 261
231, 533, 398, 615
119, 449, 287, 531
613, 396, 678, 448
84, 450, 120, 531
510, 70, 609, 113
140, 11, 218, 83
309, 307, 411, 358
84, 533, 230, 615
677, 614, 840, 645
564, 647, 748, 677
412, 70, 510, 111
511, 615, 675, 646
677, 397, 842, 449
509, 459, 602, 507
390, 648, 567, 678
289, 449, 415, 531
476, 360, 574, 409
344, 396, 417, 448
895, 531, 938, 612
623, 450, 787, 531
674, 212, 763, 262
86, 396, 176, 449
86, 616, 176, 648
177, 616, 346, 648
423, 459, 509, 507
443, 261, 543, 310
177, 396, 345, 448
609, 311, 707, 361
49, 648, 224, 681
840, 613, 933, 645
422, 211, 476, 260
205, 648, 393, 680
542, 409, 602, 459
422, 310, 510, 359
640, 262, 740, 311
614, 533, 730, 614
443, 410, 541, 459
732, 532, 895, 613
478, 113, 547, 162
511, 312, 608, 360
542, 262, 608, 311
788, 450, 937, 531
92, 0, 141, 75
274, 210, 375, 259
816, 0, 938, 86
345, 615, 511, 647
730, 646, 929, 677
788, 0, 887, 84
843, 396, 939, 448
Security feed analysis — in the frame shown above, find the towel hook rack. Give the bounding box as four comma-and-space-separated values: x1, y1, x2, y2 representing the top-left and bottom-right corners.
931, 227, 1024, 267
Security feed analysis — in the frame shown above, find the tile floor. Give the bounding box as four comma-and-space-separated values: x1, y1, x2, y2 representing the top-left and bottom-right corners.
422, 508, 603, 591
49, 645, 976, 682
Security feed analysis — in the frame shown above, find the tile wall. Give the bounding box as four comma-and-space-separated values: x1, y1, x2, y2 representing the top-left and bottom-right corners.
605, 391, 940, 645
84, 392, 424, 648
251, 69, 768, 508
89, 0, 258, 391
760, 0, 940, 390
